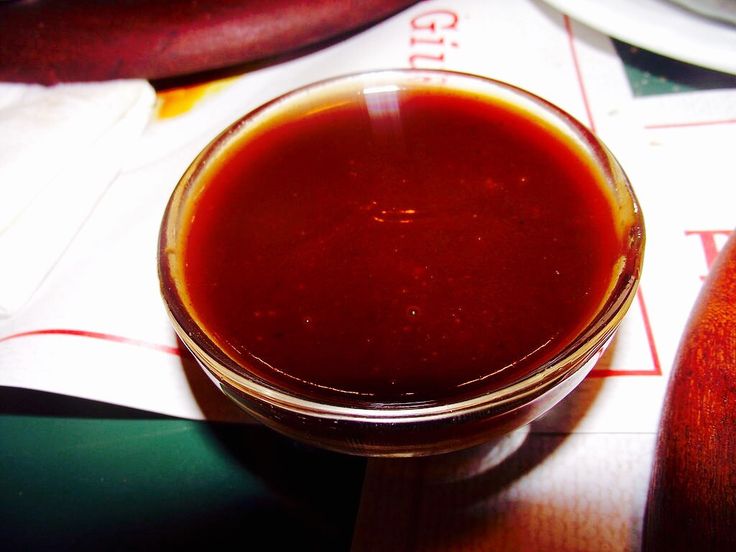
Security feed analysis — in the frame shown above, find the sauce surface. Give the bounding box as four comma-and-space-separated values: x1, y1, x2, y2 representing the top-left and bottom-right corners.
181, 86, 621, 405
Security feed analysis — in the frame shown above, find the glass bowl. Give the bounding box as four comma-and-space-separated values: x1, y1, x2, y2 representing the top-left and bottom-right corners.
158, 69, 645, 457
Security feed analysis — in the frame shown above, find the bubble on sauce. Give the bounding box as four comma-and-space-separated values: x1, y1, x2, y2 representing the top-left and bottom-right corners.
406, 306, 421, 319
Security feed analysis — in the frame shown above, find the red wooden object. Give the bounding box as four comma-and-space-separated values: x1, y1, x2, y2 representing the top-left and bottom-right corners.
643, 230, 736, 550
0, 0, 418, 85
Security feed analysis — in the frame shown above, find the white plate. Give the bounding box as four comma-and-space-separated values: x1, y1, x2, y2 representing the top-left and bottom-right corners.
540, 0, 736, 74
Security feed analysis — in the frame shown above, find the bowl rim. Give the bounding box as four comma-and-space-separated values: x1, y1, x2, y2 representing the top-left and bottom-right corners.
158, 68, 645, 423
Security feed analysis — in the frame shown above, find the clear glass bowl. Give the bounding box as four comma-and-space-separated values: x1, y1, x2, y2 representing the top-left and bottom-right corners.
158, 69, 645, 457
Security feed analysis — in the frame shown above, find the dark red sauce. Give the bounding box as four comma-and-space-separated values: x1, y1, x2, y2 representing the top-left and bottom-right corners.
181, 86, 621, 405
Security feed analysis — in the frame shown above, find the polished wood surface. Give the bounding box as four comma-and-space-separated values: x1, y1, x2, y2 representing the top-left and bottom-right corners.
0, 0, 418, 84
643, 230, 736, 550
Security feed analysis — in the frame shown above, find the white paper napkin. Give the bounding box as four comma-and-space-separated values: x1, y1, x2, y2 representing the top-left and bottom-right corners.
0, 80, 156, 317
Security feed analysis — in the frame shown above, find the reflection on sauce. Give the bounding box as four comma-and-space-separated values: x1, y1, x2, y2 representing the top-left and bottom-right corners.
181, 85, 622, 405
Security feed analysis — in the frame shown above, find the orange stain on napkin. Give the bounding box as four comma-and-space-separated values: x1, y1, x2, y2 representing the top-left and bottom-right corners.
156, 77, 235, 119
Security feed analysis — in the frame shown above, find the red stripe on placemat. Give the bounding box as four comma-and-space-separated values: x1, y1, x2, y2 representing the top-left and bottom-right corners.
564, 14, 596, 133
589, 287, 663, 378
562, 22, 663, 379
590, 369, 660, 377
3, 289, 664, 379
634, 286, 663, 375
645, 118, 736, 130
0, 328, 180, 356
